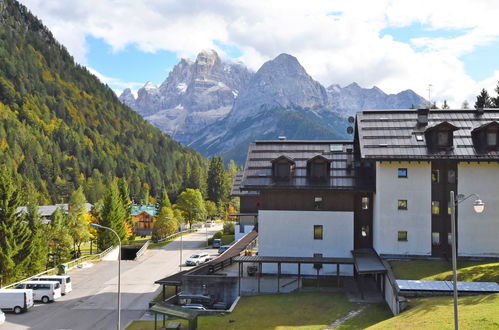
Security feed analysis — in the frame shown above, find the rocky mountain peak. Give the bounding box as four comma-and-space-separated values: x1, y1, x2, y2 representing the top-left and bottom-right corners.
228, 53, 329, 123
118, 88, 135, 108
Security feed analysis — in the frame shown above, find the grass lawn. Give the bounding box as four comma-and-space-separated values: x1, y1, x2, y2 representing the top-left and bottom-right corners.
368, 294, 499, 329
390, 260, 499, 282
126, 292, 391, 330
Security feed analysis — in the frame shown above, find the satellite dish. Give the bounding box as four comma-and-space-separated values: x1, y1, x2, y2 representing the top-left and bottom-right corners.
347, 126, 354, 134
348, 116, 355, 123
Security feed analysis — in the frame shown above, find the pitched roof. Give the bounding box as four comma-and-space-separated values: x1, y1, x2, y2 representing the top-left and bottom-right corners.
230, 171, 259, 197
131, 204, 157, 216
240, 140, 356, 191
356, 109, 499, 160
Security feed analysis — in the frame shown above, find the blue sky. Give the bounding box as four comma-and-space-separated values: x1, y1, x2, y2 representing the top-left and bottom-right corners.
20, 0, 499, 105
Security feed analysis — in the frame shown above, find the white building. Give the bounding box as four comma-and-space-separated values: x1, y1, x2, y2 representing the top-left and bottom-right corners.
234, 108, 499, 262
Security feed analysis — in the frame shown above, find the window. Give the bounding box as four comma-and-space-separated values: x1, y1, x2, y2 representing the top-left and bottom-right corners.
432, 201, 440, 215
437, 131, 450, 147
431, 170, 439, 183
398, 231, 408, 241
314, 197, 323, 210
447, 170, 456, 184
487, 131, 497, 146
415, 133, 424, 142
432, 232, 440, 246
361, 197, 369, 210
276, 163, 290, 179
447, 201, 452, 215
310, 162, 327, 180
448, 233, 453, 245
398, 200, 408, 210
314, 225, 323, 240
398, 168, 408, 178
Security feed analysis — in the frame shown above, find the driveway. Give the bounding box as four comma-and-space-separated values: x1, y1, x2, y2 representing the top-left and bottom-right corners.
3, 224, 223, 330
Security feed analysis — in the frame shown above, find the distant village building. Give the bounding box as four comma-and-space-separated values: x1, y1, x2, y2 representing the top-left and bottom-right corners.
16, 203, 93, 224
131, 204, 157, 236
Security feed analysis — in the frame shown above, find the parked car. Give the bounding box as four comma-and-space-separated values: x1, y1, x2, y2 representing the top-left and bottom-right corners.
185, 253, 210, 266
0, 309, 5, 324
0, 289, 34, 314
15, 281, 61, 303
212, 238, 222, 248
181, 304, 206, 310
33, 275, 72, 295
218, 245, 231, 254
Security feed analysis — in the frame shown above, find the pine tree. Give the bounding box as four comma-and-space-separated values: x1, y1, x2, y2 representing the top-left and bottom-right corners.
159, 189, 172, 209
474, 88, 492, 109
118, 178, 134, 239
442, 100, 450, 109
47, 207, 73, 267
67, 187, 90, 257
207, 156, 227, 204
98, 179, 127, 250
492, 81, 499, 108
24, 185, 49, 275
0, 167, 32, 284
462, 100, 470, 109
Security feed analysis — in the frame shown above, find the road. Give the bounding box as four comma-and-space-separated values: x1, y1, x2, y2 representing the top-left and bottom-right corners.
3, 224, 223, 330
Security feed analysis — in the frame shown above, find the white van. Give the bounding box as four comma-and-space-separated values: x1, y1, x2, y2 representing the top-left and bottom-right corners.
0, 289, 34, 314
15, 281, 61, 303
33, 275, 72, 295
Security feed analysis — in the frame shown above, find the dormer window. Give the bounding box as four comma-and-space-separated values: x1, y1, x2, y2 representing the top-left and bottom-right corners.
487, 131, 497, 147
437, 131, 450, 147
271, 155, 295, 182
307, 155, 331, 183
471, 121, 499, 152
424, 121, 459, 152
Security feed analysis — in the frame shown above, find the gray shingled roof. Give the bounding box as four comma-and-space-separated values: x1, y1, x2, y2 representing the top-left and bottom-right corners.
356, 109, 499, 160
240, 140, 356, 190
230, 171, 259, 197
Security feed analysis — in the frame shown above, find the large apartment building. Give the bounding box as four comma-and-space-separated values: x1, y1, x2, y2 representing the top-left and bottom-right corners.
233, 108, 499, 264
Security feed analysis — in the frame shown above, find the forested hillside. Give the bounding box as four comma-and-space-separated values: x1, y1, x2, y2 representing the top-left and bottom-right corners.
0, 0, 206, 203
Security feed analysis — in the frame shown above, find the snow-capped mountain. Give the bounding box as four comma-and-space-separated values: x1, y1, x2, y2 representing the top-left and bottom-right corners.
119, 50, 426, 162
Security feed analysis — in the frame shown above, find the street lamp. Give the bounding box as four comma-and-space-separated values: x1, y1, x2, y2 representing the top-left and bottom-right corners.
166, 217, 183, 272
90, 223, 121, 330
449, 191, 484, 330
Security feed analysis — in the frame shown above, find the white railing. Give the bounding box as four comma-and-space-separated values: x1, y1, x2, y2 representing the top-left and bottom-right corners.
1, 245, 115, 289
154, 229, 195, 243
134, 240, 151, 260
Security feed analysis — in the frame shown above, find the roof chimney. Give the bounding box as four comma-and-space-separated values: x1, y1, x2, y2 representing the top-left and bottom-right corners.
417, 108, 429, 126
278, 136, 286, 141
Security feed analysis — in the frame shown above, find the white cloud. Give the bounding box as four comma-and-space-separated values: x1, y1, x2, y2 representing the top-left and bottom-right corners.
19, 0, 499, 107
86, 67, 143, 93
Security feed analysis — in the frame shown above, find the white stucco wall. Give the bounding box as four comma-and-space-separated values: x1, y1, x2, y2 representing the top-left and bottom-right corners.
457, 163, 499, 257
373, 162, 432, 256
235, 224, 254, 241
258, 210, 353, 275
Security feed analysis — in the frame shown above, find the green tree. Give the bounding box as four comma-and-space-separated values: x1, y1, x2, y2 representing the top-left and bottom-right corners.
462, 100, 470, 109
207, 156, 227, 204
118, 178, 134, 239
442, 100, 450, 109
205, 200, 218, 219
176, 189, 206, 228
67, 187, 90, 257
0, 167, 32, 284
492, 81, 499, 108
159, 189, 172, 209
98, 179, 127, 250
47, 207, 73, 267
475, 88, 492, 109
152, 216, 177, 241
24, 187, 49, 275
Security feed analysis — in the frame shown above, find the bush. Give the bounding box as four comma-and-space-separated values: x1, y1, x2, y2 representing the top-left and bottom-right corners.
223, 222, 235, 235
213, 230, 223, 239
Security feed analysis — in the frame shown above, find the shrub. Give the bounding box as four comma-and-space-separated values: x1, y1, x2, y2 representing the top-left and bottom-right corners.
223, 222, 235, 235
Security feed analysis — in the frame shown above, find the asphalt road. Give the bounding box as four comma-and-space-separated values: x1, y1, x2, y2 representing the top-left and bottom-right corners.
3, 224, 223, 330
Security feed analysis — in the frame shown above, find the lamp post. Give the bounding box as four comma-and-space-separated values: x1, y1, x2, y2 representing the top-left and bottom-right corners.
90, 223, 121, 330
166, 217, 183, 272
449, 191, 484, 330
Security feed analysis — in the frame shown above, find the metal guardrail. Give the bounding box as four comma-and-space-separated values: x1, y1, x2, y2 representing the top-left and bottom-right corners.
134, 240, 151, 260
1, 245, 115, 289
154, 229, 195, 243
